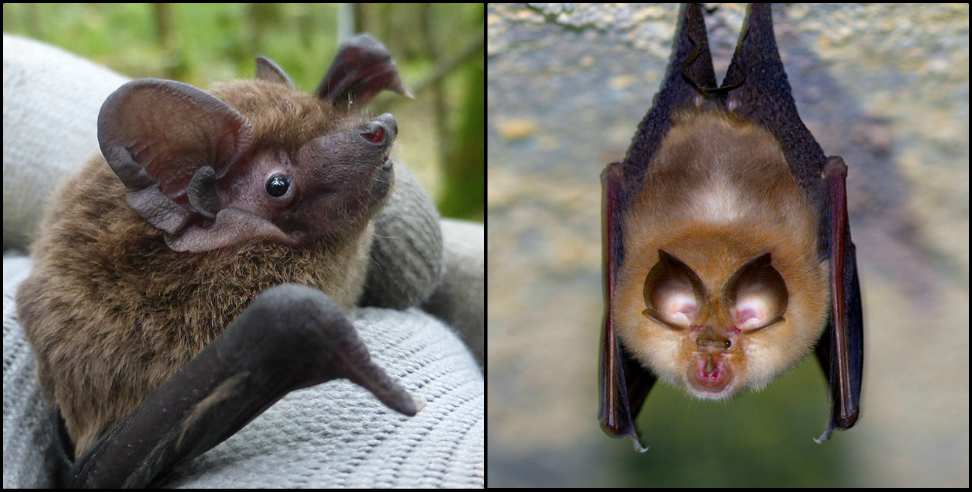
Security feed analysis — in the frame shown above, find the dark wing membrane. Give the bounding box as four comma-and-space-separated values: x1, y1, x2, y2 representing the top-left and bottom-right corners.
599, 163, 657, 451
723, 4, 826, 196
621, 2, 717, 199
814, 158, 864, 442
67, 285, 417, 488
600, 3, 716, 450
724, 4, 863, 441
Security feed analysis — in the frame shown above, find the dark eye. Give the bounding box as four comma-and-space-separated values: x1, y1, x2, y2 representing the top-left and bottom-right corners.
266, 174, 290, 197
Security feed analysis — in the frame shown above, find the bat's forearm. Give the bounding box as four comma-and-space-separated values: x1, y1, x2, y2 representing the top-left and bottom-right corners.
67, 284, 418, 488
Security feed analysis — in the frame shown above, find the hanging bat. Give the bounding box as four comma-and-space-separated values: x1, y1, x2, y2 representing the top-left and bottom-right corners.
599, 3, 863, 451
16, 34, 420, 487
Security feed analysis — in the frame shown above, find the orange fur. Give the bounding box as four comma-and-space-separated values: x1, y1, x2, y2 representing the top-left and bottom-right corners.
612, 110, 830, 399
16, 80, 376, 456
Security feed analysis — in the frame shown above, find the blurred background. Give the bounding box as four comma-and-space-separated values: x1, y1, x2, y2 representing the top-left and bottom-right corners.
2, 3, 484, 221
488, 3, 968, 487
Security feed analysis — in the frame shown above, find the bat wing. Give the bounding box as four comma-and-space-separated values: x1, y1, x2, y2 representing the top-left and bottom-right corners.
65, 285, 418, 488
814, 158, 864, 442
599, 162, 657, 451
599, 3, 716, 450
723, 4, 863, 441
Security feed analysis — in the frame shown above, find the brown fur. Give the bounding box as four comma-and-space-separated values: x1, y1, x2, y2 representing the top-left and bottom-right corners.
16, 79, 376, 456
613, 110, 830, 399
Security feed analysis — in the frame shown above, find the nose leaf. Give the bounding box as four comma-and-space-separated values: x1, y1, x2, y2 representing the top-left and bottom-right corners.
696, 326, 731, 351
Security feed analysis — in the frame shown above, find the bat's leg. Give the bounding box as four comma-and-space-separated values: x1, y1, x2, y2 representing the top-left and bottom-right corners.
814, 157, 864, 443
67, 284, 419, 488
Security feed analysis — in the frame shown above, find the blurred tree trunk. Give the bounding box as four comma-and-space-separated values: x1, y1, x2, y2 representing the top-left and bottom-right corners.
246, 4, 281, 57
421, 4, 450, 180
437, 59, 485, 219
297, 4, 314, 49
23, 4, 42, 38
153, 3, 187, 80
153, 4, 173, 49
352, 3, 366, 34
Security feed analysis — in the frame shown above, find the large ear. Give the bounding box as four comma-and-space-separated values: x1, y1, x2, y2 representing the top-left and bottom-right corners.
255, 55, 295, 87
724, 252, 788, 331
643, 250, 706, 328
315, 34, 412, 111
98, 79, 259, 248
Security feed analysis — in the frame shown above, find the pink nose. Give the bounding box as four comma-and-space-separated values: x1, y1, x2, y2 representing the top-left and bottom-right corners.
360, 113, 397, 147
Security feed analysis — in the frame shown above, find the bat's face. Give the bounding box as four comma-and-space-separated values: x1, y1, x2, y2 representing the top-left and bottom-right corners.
212, 92, 398, 246
642, 248, 787, 399
615, 228, 830, 401
610, 110, 832, 401
98, 35, 411, 253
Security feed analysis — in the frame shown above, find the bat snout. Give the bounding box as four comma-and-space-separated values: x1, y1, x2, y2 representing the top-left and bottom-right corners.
359, 113, 397, 149
686, 353, 734, 397
694, 325, 733, 352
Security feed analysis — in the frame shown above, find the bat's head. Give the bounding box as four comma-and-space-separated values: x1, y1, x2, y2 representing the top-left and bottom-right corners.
98, 34, 411, 252
617, 231, 829, 401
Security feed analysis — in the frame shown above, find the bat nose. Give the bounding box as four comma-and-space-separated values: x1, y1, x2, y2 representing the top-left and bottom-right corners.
696, 326, 732, 352
360, 113, 397, 147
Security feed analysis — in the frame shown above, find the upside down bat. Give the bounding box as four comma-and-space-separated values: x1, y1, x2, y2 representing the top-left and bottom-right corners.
16, 34, 422, 487
599, 3, 863, 450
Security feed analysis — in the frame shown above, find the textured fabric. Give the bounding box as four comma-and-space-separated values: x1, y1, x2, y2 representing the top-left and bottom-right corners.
424, 219, 485, 365
362, 163, 445, 310
2, 256, 56, 489
2, 34, 127, 252
3, 256, 484, 488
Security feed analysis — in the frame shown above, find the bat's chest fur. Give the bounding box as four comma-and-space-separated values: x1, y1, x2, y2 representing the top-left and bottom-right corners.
17, 158, 373, 454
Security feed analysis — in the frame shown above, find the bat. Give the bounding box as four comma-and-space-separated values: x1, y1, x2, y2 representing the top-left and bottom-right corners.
16, 34, 420, 487
598, 3, 863, 451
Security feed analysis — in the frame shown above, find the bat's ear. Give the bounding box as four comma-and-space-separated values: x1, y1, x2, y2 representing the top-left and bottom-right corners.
255, 55, 295, 87
725, 252, 789, 331
98, 79, 261, 250
315, 34, 413, 111
164, 208, 293, 253
644, 250, 706, 328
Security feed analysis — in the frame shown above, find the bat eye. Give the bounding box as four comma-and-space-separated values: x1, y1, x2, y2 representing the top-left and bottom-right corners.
266, 174, 291, 197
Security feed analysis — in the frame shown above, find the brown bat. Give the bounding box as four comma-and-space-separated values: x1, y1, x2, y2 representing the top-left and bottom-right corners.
16, 34, 420, 487
599, 3, 863, 450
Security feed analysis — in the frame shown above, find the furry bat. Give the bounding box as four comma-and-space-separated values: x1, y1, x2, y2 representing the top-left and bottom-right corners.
599, 3, 863, 450
16, 34, 420, 487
